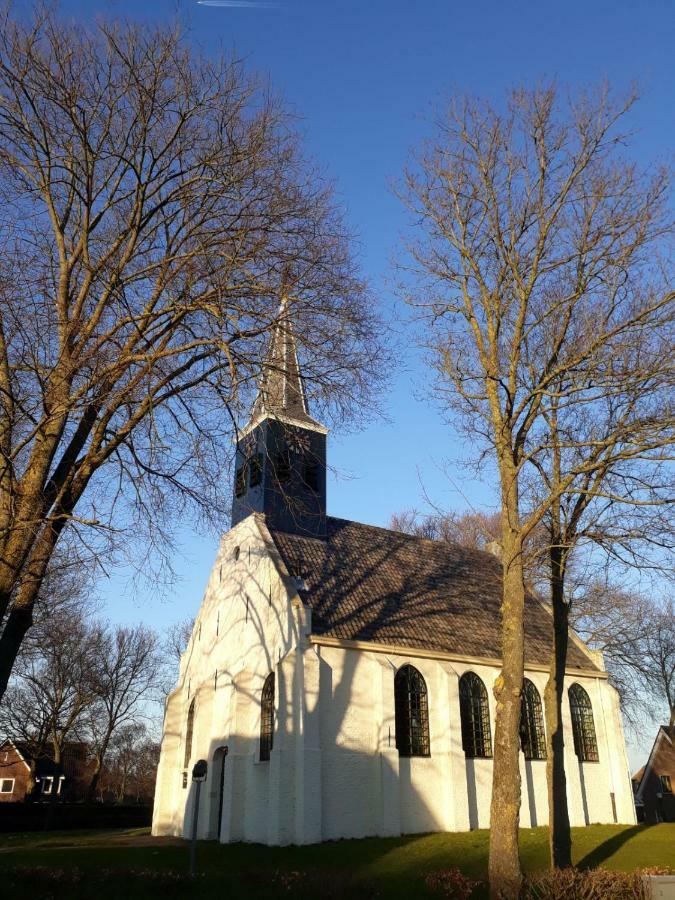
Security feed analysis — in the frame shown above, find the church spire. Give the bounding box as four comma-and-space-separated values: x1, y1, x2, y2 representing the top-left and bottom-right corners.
231, 297, 328, 538
248, 297, 325, 433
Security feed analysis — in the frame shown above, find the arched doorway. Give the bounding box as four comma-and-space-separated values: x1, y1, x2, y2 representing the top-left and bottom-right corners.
210, 745, 229, 840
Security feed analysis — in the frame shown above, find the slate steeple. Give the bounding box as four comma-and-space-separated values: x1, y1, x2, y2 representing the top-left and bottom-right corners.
231, 301, 328, 537
248, 298, 325, 432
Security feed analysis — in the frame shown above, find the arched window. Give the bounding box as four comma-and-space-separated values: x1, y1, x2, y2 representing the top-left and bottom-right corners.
520, 679, 546, 760
259, 673, 275, 762
459, 672, 493, 758
394, 665, 430, 757
184, 698, 195, 769
569, 683, 599, 762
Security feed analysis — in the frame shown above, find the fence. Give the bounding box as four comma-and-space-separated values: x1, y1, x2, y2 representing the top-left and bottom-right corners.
0, 802, 152, 832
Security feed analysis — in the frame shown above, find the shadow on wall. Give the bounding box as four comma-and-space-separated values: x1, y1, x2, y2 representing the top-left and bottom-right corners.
177, 738, 446, 844
161, 531, 442, 843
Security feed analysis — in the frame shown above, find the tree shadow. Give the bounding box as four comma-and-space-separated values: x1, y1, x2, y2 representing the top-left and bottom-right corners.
576, 825, 646, 869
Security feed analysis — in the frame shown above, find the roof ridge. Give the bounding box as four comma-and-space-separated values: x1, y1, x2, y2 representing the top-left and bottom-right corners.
325, 515, 502, 564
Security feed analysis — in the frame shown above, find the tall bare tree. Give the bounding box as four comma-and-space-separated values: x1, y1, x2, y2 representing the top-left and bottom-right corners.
0, 614, 100, 794
642, 597, 675, 735
399, 84, 673, 895
86, 624, 161, 799
0, 9, 381, 698
524, 382, 673, 867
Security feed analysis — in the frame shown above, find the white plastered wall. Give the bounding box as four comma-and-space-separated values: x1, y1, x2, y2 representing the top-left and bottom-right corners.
308, 645, 635, 839
152, 514, 305, 842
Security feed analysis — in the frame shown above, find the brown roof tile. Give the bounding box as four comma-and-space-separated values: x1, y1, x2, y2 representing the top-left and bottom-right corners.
269, 516, 598, 671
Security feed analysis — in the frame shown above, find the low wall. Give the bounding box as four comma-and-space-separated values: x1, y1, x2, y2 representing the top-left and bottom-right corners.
0, 803, 151, 832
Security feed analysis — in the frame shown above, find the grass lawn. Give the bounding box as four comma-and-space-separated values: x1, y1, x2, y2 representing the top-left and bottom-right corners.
0, 823, 673, 898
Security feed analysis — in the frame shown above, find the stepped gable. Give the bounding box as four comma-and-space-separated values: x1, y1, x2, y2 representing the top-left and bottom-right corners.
269, 516, 599, 671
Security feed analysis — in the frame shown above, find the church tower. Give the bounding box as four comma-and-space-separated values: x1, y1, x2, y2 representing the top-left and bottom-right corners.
231, 304, 328, 538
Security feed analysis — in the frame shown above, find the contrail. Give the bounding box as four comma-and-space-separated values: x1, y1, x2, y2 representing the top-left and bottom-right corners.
197, 1, 279, 7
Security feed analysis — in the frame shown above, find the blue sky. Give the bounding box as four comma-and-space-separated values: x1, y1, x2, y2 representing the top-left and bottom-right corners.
31, 0, 673, 762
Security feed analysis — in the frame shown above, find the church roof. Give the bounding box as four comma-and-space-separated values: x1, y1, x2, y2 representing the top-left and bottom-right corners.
250, 305, 324, 430
268, 516, 600, 671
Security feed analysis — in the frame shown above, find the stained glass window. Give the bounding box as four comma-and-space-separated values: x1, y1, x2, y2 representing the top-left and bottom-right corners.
459, 672, 493, 758
395, 665, 431, 757
520, 679, 546, 760
260, 673, 275, 762
569, 683, 599, 762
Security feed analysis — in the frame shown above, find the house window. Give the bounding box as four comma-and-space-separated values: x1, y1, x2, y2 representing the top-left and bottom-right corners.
235, 463, 247, 498
259, 673, 275, 762
40, 775, 64, 796
184, 698, 195, 769
249, 453, 263, 487
569, 683, 599, 762
459, 671, 492, 758
394, 665, 431, 757
661, 775, 673, 794
520, 679, 546, 760
0, 778, 14, 794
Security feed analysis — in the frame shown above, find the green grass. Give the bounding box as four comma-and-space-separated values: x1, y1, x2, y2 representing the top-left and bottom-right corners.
0, 824, 673, 898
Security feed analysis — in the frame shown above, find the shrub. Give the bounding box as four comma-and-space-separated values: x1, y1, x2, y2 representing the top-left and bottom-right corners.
425, 868, 481, 899
276, 870, 380, 898
521, 867, 656, 900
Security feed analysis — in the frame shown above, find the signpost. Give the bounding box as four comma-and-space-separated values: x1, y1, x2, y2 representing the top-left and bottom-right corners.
189, 759, 208, 878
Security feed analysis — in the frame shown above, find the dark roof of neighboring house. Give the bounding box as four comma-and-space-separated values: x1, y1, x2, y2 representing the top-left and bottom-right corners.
269, 516, 599, 671
633, 726, 674, 797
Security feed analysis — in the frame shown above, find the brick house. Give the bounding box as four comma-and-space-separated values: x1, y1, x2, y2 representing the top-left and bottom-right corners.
0, 740, 31, 802
0, 739, 94, 803
633, 726, 675, 824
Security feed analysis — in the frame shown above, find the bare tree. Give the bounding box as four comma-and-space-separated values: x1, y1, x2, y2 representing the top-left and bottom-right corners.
399, 84, 673, 894
0, 615, 100, 795
0, 9, 382, 700
97, 722, 159, 804
164, 616, 194, 665
642, 597, 675, 736
570, 582, 663, 726
86, 624, 161, 799
512, 369, 671, 867
389, 507, 501, 550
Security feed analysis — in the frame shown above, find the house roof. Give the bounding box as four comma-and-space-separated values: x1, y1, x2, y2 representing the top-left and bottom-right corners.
0, 739, 31, 771
634, 726, 674, 798
268, 516, 600, 671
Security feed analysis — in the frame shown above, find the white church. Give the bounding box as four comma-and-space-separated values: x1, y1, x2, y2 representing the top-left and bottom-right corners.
152, 312, 636, 845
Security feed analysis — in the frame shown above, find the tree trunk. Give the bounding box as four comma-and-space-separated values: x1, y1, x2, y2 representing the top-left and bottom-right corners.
544, 545, 572, 869
88, 753, 103, 801
0, 515, 70, 701
0, 604, 34, 699
488, 470, 526, 899
88, 733, 112, 801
